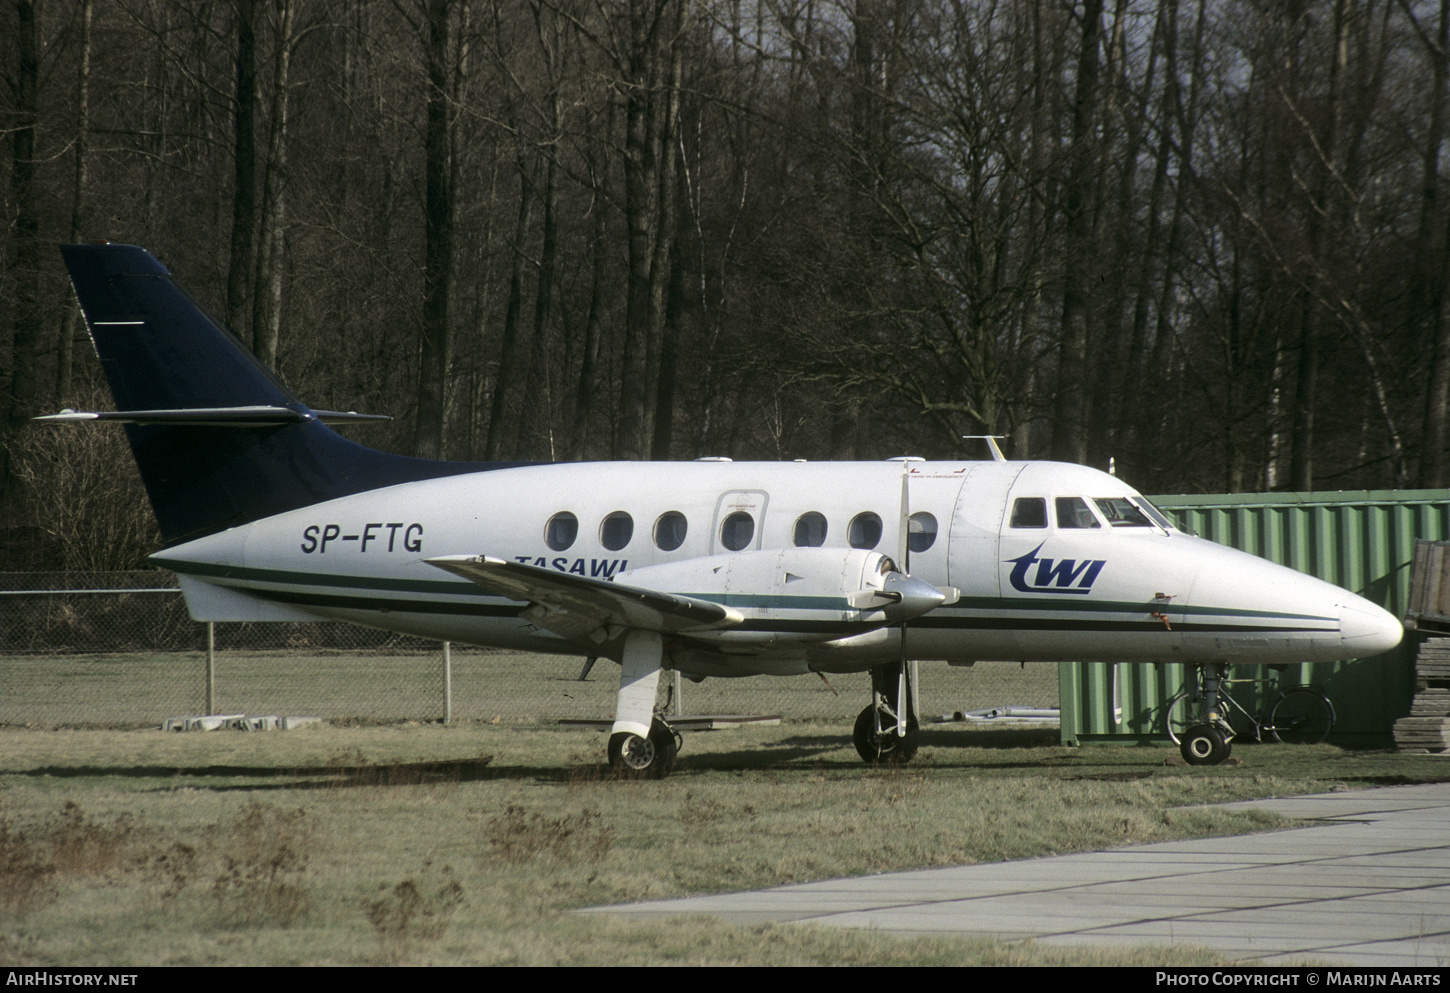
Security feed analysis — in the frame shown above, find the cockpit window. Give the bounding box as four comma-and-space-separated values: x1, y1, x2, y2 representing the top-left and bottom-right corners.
1093, 496, 1153, 527
1010, 498, 1048, 528
1133, 498, 1176, 531
1055, 497, 1100, 529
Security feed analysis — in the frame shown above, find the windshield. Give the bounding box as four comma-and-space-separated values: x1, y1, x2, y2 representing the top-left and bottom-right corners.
1093, 496, 1154, 527
1131, 497, 1176, 531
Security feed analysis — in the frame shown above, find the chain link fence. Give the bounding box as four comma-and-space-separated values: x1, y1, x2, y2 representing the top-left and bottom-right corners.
1, 572, 1059, 730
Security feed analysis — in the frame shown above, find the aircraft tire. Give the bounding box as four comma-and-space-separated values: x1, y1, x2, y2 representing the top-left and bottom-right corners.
1179, 723, 1231, 765
853, 705, 919, 765
608, 719, 678, 779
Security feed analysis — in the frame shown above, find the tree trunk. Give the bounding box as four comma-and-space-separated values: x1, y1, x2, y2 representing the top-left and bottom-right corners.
1289, 0, 1350, 492
414, 0, 456, 459
517, 152, 558, 460
1419, 0, 1450, 487
226, 0, 257, 341
251, 0, 295, 373
619, 0, 682, 459
6, 0, 42, 430
485, 163, 534, 461
56, 0, 93, 404
1051, 0, 1105, 465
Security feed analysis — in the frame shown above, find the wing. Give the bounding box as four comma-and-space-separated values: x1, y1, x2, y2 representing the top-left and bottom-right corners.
425, 555, 743, 644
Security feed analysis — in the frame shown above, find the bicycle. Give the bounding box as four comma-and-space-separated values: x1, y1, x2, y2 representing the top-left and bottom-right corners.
1161, 666, 1335, 764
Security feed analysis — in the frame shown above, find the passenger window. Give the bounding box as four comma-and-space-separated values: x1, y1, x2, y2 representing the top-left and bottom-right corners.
720, 511, 754, 551
793, 512, 827, 547
1010, 498, 1047, 528
907, 512, 938, 552
600, 511, 633, 550
1055, 497, 1100, 529
654, 511, 687, 551
849, 512, 883, 549
545, 512, 578, 550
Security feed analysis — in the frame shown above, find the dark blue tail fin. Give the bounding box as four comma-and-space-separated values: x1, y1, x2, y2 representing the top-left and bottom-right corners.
58, 243, 517, 546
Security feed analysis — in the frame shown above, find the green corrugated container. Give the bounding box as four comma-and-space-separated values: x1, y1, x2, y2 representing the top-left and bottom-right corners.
1059, 489, 1450, 746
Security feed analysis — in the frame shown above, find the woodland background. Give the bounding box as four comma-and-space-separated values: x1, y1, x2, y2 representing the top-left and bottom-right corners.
4, 0, 1450, 571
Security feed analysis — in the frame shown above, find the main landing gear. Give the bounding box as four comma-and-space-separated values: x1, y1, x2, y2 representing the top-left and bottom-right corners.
608, 717, 680, 779
607, 630, 680, 779
854, 659, 919, 765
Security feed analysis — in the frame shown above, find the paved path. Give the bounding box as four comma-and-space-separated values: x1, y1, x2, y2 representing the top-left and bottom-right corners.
586, 782, 1450, 965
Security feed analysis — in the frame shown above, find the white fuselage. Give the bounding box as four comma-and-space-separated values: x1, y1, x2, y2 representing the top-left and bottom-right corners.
151, 459, 1404, 678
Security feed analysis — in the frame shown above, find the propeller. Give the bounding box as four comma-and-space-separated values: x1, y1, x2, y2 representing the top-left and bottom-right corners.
896, 462, 911, 739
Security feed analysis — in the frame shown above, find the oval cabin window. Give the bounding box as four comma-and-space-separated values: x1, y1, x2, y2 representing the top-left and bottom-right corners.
908, 511, 938, 553
654, 511, 688, 551
600, 511, 634, 551
720, 511, 754, 551
848, 512, 883, 549
545, 512, 578, 551
793, 512, 827, 547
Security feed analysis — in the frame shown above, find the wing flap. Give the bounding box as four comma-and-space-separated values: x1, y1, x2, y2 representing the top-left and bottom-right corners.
425, 555, 742, 641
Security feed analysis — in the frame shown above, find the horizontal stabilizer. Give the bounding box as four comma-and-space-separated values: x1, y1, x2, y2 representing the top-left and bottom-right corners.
56, 242, 526, 545
425, 555, 742, 644
36, 405, 391, 427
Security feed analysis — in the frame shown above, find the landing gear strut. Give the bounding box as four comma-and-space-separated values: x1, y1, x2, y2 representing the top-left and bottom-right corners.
607, 630, 679, 779
854, 659, 919, 764
1177, 662, 1234, 766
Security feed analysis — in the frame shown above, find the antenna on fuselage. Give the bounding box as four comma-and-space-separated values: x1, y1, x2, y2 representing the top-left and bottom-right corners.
962, 435, 1007, 461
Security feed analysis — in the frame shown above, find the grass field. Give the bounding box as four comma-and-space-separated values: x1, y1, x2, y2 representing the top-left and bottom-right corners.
4, 702, 1450, 966
0, 651, 1062, 727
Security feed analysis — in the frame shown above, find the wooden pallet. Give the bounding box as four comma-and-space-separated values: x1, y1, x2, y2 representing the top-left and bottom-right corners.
1394, 637, 1450, 752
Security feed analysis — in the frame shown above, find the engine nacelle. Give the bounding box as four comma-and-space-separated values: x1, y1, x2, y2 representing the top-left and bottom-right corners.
617, 547, 947, 646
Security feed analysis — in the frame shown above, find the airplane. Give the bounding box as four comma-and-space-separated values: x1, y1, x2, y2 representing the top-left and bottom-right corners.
40, 242, 1405, 777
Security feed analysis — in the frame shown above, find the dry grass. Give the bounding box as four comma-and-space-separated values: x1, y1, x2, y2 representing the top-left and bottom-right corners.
482, 805, 615, 865
0, 720, 1445, 965
365, 862, 465, 963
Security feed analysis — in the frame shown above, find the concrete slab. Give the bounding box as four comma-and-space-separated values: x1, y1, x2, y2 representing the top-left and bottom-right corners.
583, 783, 1450, 965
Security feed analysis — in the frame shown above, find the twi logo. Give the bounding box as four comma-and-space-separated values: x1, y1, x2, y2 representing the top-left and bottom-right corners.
1008, 543, 1105, 595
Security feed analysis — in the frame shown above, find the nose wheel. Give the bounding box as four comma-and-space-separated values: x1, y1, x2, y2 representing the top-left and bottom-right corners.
1179, 722, 1232, 765
1171, 662, 1235, 765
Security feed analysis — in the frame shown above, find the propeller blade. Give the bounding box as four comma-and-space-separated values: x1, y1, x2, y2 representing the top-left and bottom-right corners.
898, 461, 910, 574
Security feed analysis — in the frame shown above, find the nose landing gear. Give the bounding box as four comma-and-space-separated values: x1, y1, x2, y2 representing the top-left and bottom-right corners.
1179, 722, 1232, 765
1171, 662, 1235, 766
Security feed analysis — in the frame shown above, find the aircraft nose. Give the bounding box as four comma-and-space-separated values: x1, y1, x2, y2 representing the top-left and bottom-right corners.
1339, 598, 1404, 657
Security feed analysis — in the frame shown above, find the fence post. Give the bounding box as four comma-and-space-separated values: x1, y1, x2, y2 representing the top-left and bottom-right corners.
205, 622, 215, 715
442, 641, 452, 724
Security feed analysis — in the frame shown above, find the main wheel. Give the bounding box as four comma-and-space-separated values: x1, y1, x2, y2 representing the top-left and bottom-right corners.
1180, 723, 1232, 765
1267, 689, 1334, 744
853, 705, 919, 765
608, 718, 678, 779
